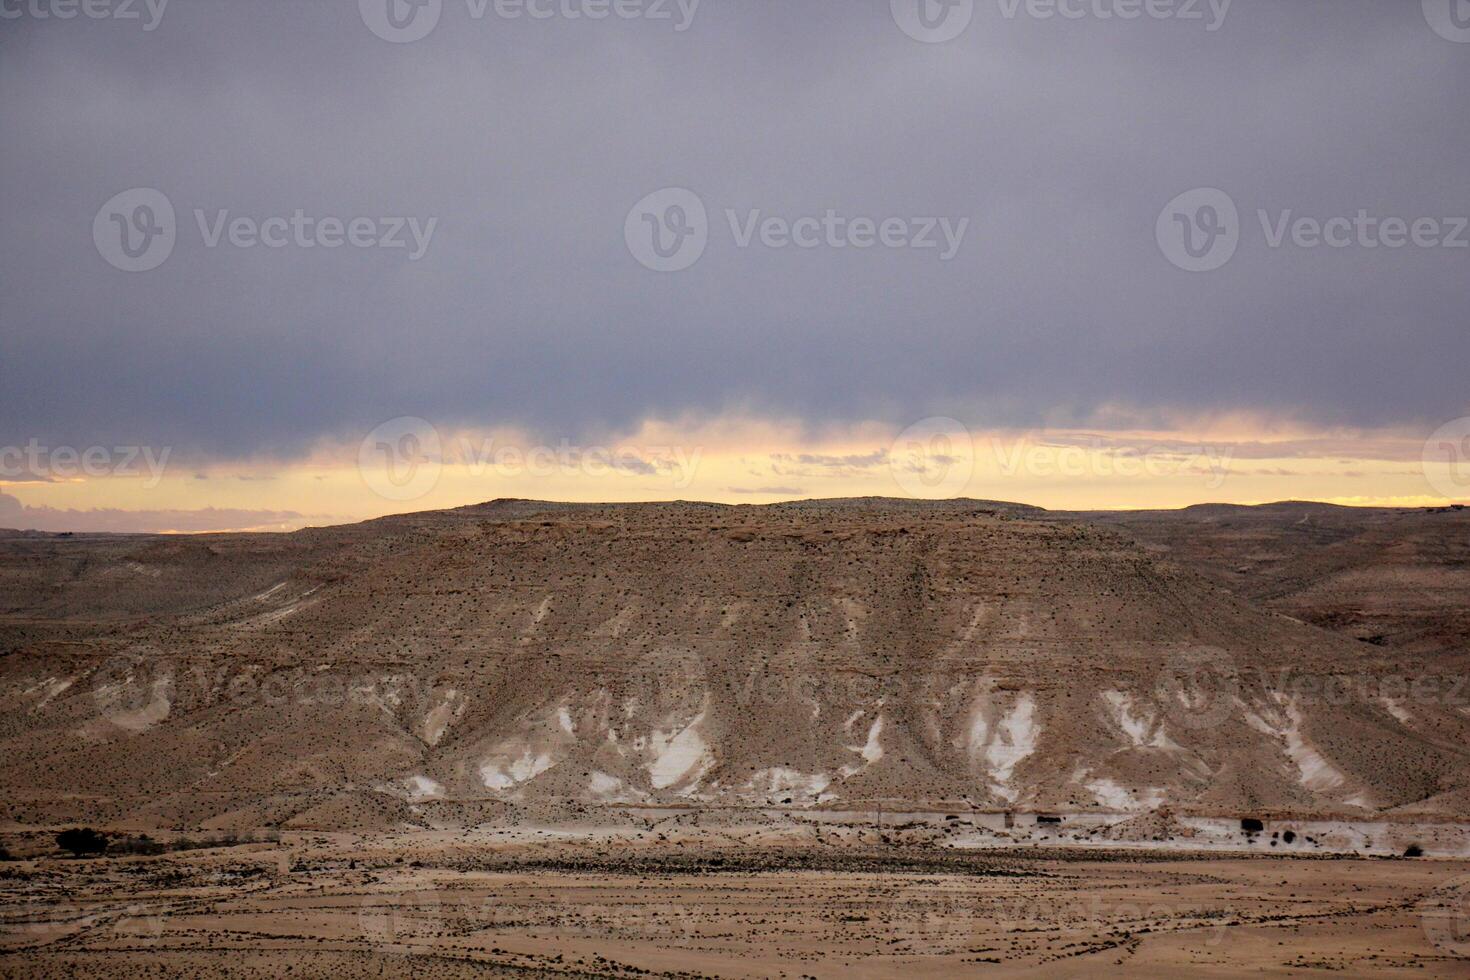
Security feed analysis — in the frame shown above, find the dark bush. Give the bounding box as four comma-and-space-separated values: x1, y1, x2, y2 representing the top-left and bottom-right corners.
112, 834, 165, 856
1241, 818, 1264, 833
56, 827, 108, 857
1404, 844, 1424, 858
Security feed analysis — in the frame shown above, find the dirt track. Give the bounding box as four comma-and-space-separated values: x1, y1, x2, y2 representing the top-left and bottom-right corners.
4, 832, 1470, 978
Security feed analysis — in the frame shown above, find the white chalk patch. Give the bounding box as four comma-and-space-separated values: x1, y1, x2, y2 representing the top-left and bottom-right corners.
1284, 736, 1345, 792
1243, 698, 1350, 794
532, 595, 552, 624
404, 775, 444, 801
753, 767, 831, 801
648, 705, 714, 791
1101, 690, 1183, 751
942, 602, 987, 657
421, 688, 465, 746
965, 693, 1038, 803
1102, 691, 1150, 746
860, 716, 884, 764
24, 676, 73, 710
1086, 777, 1135, 810
588, 771, 647, 800
595, 605, 637, 638
840, 715, 885, 777
589, 771, 622, 796
1079, 775, 1166, 812
252, 582, 288, 601
107, 674, 173, 733
1381, 698, 1413, 726
480, 748, 556, 790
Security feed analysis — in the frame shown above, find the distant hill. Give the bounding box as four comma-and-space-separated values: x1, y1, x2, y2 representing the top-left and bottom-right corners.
2, 500, 1467, 830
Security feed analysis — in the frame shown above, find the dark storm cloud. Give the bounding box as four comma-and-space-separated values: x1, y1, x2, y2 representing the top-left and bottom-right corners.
1, 0, 1466, 460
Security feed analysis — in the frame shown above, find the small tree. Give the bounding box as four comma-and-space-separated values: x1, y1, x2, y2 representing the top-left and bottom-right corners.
56, 828, 108, 858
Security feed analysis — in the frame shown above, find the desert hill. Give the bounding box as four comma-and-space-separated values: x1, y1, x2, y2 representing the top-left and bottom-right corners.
1076, 502, 1470, 655
1, 499, 1467, 831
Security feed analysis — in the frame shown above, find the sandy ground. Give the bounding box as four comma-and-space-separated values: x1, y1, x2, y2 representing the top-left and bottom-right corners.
4, 828, 1470, 978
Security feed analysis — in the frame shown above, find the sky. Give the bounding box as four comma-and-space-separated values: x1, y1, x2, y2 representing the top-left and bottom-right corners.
1, 0, 1467, 531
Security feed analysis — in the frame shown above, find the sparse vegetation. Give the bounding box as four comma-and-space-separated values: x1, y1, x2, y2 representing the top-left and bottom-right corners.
56, 827, 109, 858
110, 830, 280, 856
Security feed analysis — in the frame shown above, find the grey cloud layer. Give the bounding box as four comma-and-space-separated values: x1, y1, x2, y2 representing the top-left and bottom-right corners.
1, 0, 1466, 460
